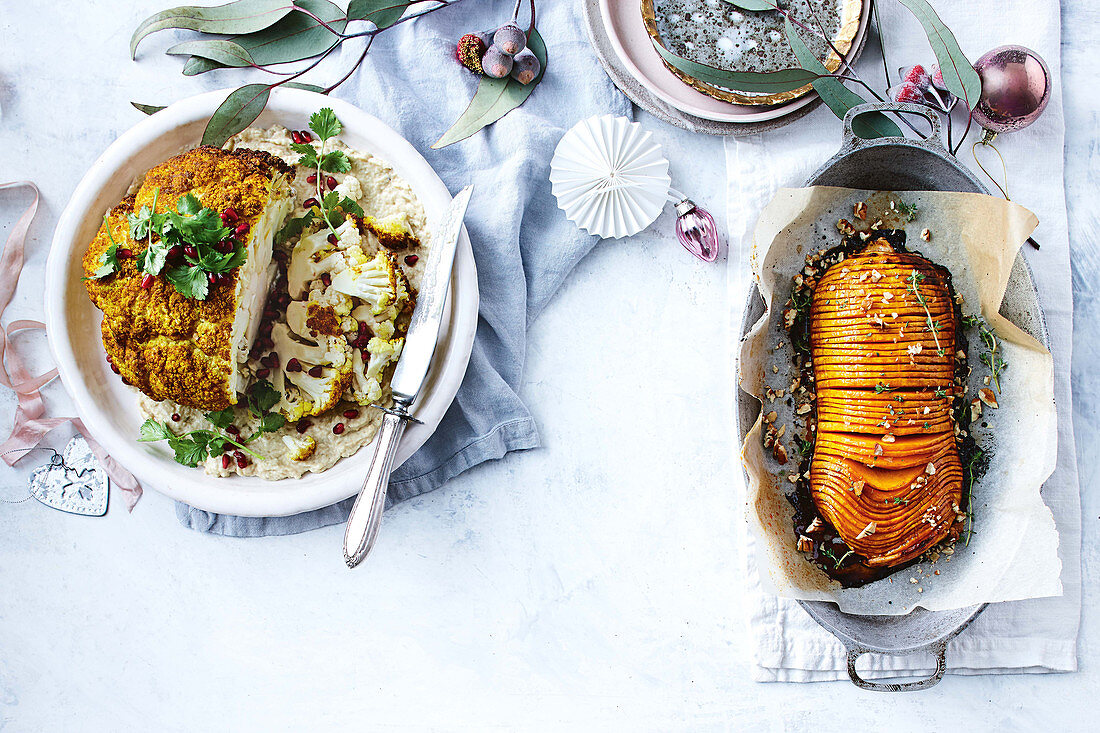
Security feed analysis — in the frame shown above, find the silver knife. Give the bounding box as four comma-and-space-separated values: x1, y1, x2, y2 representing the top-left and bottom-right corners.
343, 185, 473, 568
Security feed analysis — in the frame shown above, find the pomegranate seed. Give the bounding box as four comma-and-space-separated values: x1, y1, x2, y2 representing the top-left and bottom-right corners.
256, 367, 270, 379
235, 221, 250, 237
216, 239, 234, 254
105, 353, 113, 363
260, 337, 274, 350
208, 272, 218, 285
260, 353, 274, 367
332, 423, 345, 435
404, 254, 419, 266
267, 352, 279, 368
320, 273, 331, 287
222, 454, 231, 469
303, 197, 319, 209
343, 409, 358, 419
307, 174, 317, 184
308, 365, 323, 378
171, 413, 180, 422
295, 420, 312, 434
236, 456, 249, 469
286, 358, 302, 372
291, 130, 303, 145
259, 323, 272, 338
299, 131, 312, 143
118, 248, 133, 259
226, 425, 240, 436
184, 245, 197, 258
326, 176, 337, 190
221, 207, 239, 224
111, 364, 121, 374
327, 233, 337, 245
167, 245, 183, 262
141, 274, 154, 289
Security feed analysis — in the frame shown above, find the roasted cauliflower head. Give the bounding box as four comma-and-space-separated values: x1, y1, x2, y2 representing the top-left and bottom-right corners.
82, 146, 295, 411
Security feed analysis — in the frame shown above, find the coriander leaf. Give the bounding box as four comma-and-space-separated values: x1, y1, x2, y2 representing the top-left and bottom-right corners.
204, 407, 236, 429
275, 210, 315, 245
87, 215, 122, 280
292, 141, 319, 168
173, 436, 212, 467
139, 239, 171, 276
254, 413, 286, 436
319, 150, 351, 174
309, 107, 341, 142
248, 379, 281, 415
176, 193, 202, 217
138, 418, 174, 442
166, 264, 210, 300
336, 196, 364, 217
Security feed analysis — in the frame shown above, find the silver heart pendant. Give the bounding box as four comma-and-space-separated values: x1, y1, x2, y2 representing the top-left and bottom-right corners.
28, 436, 108, 516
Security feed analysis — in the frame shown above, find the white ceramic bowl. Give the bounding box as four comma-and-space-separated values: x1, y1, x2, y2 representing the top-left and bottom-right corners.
44, 88, 478, 517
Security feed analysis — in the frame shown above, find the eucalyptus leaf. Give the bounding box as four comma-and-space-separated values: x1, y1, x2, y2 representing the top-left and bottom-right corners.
202, 84, 271, 147
784, 19, 903, 139
179, 0, 347, 73
132, 102, 167, 115
283, 82, 327, 93
130, 0, 294, 59
722, 0, 777, 11
347, 0, 410, 29
897, 0, 981, 110
166, 39, 256, 67
183, 56, 225, 76
432, 28, 547, 149
652, 41, 822, 94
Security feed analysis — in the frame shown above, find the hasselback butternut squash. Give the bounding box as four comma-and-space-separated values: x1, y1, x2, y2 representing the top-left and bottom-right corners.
808, 239, 963, 568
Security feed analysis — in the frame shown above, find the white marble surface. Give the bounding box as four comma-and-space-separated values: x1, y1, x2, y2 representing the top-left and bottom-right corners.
0, 1, 1096, 730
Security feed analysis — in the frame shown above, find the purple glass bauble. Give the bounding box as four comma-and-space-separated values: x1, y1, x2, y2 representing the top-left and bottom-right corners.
971, 45, 1051, 134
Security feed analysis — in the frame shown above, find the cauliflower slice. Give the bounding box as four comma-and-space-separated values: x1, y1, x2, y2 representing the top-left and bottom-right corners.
287, 225, 342, 298
281, 434, 317, 461
350, 336, 404, 406
330, 249, 400, 315
271, 321, 353, 418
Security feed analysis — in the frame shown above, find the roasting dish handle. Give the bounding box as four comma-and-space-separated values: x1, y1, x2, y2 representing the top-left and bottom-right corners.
839, 102, 945, 156
845, 640, 948, 692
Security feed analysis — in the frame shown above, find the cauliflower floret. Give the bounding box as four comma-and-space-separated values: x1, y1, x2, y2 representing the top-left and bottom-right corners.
272, 322, 349, 369
351, 303, 396, 340
267, 364, 312, 422
281, 434, 317, 461
285, 367, 349, 416
270, 321, 353, 418
349, 336, 404, 406
287, 226, 342, 298
363, 213, 417, 251
330, 249, 400, 315
308, 284, 353, 317
333, 175, 363, 203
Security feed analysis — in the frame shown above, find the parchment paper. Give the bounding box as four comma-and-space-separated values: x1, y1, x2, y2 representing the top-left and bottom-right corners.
738, 186, 1062, 614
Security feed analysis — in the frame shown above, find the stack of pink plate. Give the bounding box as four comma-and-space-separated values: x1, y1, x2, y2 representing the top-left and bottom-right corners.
585, 0, 873, 134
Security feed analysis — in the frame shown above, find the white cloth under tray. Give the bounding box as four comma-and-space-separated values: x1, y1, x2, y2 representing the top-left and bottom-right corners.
724, 0, 1080, 681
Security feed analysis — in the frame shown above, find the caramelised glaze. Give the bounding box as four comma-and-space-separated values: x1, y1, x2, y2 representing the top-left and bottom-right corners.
808, 239, 964, 568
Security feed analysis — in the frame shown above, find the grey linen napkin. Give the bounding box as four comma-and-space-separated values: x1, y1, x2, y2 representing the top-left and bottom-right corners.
176, 1, 630, 534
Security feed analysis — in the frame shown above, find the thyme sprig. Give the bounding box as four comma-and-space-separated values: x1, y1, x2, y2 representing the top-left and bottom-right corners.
907, 269, 945, 356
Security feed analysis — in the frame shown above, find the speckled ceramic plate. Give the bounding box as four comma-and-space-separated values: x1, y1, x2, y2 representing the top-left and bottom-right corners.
642, 0, 863, 105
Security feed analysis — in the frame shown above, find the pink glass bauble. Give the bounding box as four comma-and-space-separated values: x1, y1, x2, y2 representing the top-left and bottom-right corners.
674, 199, 719, 262
971, 45, 1051, 134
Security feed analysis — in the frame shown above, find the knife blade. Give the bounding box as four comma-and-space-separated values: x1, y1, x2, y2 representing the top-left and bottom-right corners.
342, 184, 472, 568
389, 184, 473, 405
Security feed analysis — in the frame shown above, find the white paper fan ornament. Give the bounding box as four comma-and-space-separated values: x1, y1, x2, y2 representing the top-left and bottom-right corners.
549, 115, 671, 239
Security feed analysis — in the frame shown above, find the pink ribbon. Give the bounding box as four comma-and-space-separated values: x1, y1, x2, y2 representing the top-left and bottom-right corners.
0, 181, 142, 510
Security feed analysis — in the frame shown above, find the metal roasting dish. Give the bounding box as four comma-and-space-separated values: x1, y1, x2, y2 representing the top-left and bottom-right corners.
735, 102, 1051, 691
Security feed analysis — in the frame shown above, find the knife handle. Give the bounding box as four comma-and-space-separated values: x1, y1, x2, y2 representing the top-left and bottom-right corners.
343, 410, 407, 568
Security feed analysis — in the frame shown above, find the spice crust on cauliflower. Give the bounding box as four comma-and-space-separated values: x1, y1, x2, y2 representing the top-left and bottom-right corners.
82, 146, 295, 411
